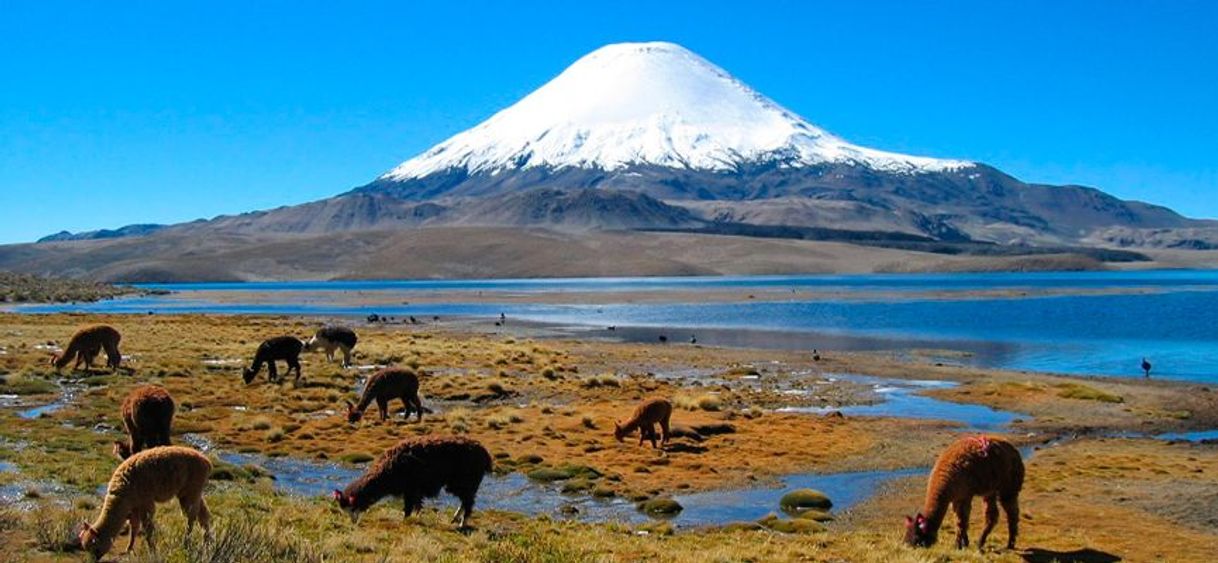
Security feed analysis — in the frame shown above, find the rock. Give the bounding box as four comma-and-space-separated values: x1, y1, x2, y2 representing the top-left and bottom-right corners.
822, 410, 845, 419
721, 522, 764, 532
758, 513, 826, 534
561, 478, 593, 493
795, 509, 834, 522
780, 489, 833, 512
637, 498, 683, 516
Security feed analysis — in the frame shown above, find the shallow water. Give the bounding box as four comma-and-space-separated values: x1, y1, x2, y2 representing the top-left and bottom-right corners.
777, 374, 1020, 431
1156, 429, 1218, 442
15, 271, 1218, 382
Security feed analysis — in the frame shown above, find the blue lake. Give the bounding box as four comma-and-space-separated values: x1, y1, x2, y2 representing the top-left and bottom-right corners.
14, 271, 1218, 383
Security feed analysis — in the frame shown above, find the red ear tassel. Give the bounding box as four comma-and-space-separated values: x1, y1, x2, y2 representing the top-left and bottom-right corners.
332, 490, 342, 501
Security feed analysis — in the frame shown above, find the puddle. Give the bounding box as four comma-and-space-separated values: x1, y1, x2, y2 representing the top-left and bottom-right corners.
17, 383, 81, 420
776, 374, 1021, 431
202, 358, 243, 366
671, 467, 925, 526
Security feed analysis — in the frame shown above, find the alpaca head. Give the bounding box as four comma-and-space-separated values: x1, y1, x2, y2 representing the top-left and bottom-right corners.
303, 336, 318, 352
333, 489, 363, 523
242, 367, 257, 384
613, 421, 627, 442
77, 521, 111, 560
904, 513, 935, 547
346, 401, 364, 424
112, 441, 132, 461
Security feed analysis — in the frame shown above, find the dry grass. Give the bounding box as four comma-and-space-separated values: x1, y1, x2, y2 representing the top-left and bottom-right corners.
1, 313, 1216, 561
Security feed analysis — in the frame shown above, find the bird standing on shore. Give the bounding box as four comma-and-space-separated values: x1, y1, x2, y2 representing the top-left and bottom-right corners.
1142, 357, 1152, 378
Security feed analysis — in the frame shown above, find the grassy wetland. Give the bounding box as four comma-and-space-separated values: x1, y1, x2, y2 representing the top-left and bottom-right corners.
1, 312, 1217, 561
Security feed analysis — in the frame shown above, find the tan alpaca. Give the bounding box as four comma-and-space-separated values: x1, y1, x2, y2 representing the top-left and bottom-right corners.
78, 446, 212, 559
904, 436, 1024, 551
113, 385, 176, 460
50, 324, 121, 372
613, 397, 672, 448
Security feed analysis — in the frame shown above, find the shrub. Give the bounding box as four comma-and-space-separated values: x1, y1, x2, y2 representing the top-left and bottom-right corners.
1055, 383, 1123, 403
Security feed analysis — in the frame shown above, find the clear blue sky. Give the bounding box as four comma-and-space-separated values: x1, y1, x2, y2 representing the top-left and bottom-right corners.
2, 0, 1215, 244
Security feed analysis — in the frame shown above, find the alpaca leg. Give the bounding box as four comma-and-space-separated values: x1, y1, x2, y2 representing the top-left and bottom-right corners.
646, 423, 659, 448
288, 357, 302, 380
953, 499, 972, 549
1000, 495, 1020, 549
341, 345, 352, 368
399, 396, 413, 421
267, 361, 279, 382
103, 341, 122, 371
659, 416, 671, 447
977, 495, 1000, 550
126, 513, 142, 553
458, 494, 475, 528
411, 394, 424, 422
377, 397, 389, 422
143, 504, 158, 553
403, 495, 421, 519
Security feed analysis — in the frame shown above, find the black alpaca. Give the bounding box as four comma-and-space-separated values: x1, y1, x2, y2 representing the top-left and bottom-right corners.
243, 336, 304, 383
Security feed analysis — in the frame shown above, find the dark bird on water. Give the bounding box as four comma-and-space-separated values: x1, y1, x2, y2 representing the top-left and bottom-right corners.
607, 325, 616, 331
812, 349, 821, 362
690, 334, 697, 344
1142, 357, 1152, 378
658, 334, 668, 344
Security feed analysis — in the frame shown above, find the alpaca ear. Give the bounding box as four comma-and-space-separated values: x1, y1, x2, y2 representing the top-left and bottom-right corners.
333, 489, 345, 506
904, 515, 913, 527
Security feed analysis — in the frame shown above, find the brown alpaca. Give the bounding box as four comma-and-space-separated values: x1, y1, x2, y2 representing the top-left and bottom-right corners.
78, 446, 212, 559
905, 436, 1025, 551
50, 324, 122, 372
347, 367, 425, 424
613, 397, 672, 448
113, 386, 176, 460
242, 336, 304, 383
334, 435, 492, 528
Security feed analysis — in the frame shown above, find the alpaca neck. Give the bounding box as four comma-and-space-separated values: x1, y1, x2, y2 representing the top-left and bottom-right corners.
919, 487, 952, 538
91, 493, 135, 545
356, 383, 379, 412
345, 468, 393, 511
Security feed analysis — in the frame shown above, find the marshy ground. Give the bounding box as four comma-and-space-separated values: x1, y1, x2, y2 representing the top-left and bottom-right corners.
1, 312, 1216, 561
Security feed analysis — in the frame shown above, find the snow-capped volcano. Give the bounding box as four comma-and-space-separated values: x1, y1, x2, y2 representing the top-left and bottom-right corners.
381, 42, 970, 180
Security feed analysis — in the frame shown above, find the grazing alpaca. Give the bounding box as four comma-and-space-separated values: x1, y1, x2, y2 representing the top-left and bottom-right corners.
905, 436, 1024, 551
242, 336, 304, 383
304, 326, 358, 367
334, 436, 492, 528
50, 324, 122, 373
113, 386, 175, 460
347, 367, 425, 424
78, 446, 212, 559
1142, 357, 1152, 378
613, 397, 672, 448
